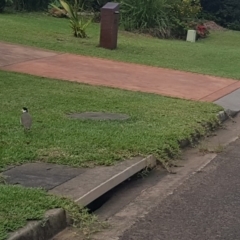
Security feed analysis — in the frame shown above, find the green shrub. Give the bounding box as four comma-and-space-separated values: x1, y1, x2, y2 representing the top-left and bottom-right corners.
13, 0, 49, 11
84, 0, 108, 11
0, 0, 13, 12
50, 0, 92, 38
0, 0, 6, 12
169, 0, 202, 39
188, 21, 209, 39
119, 0, 202, 39
10, 0, 107, 12
119, 0, 172, 38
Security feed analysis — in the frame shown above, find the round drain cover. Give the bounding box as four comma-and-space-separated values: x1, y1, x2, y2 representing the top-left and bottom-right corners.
68, 112, 130, 121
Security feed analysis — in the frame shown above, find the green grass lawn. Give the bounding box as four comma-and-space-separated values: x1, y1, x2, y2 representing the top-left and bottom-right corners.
0, 70, 221, 239
0, 184, 101, 240
0, 13, 240, 79
0, 185, 67, 240
0, 70, 222, 169
0, 12, 231, 238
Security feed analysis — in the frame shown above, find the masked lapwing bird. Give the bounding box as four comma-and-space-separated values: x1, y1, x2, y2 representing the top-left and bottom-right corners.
20, 107, 32, 131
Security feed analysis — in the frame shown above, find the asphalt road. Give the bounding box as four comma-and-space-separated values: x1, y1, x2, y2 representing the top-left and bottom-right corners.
120, 138, 240, 240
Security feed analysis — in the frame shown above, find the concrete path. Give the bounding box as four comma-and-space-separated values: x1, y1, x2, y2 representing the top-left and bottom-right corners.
120, 138, 240, 240
215, 88, 240, 111
1, 41, 240, 102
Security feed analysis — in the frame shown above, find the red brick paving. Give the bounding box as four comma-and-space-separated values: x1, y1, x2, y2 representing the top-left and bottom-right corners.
0, 42, 239, 102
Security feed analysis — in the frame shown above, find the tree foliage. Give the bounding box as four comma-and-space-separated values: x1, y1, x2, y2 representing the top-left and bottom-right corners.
201, 0, 240, 30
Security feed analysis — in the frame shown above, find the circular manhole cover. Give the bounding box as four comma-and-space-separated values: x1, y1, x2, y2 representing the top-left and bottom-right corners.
68, 112, 130, 121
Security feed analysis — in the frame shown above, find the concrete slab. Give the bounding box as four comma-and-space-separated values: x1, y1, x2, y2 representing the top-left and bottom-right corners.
0, 42, 239, 102
0, 42, 59, 67
214, 88, 240, 111
200, 81, 240, 102
49, 156, 156, 206
3, 163, 85, 190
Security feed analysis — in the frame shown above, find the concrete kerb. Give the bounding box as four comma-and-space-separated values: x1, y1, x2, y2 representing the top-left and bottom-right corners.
75, 155, 157, 206
218, 109, 240, 123
8, 209, 68, 240
179, 109, 239, 149
6, 110, 238, 240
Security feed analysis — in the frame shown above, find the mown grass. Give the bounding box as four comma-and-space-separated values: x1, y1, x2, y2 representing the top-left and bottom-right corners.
0, 12, 240, 79
0, 184, 103, 240
0, 70, 222, 169
0, 11, 231, 240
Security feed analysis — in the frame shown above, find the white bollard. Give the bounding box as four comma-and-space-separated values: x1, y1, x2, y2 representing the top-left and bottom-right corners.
186, 30, 196, 43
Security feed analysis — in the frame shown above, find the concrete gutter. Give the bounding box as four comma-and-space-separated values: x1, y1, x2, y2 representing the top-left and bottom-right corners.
7, 209, 67, 240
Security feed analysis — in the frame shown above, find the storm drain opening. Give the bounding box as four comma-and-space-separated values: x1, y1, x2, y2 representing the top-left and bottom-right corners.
85, 167, 163, 214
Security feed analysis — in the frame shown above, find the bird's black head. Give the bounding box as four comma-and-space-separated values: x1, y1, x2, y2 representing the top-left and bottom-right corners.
22, 107, 28, 113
